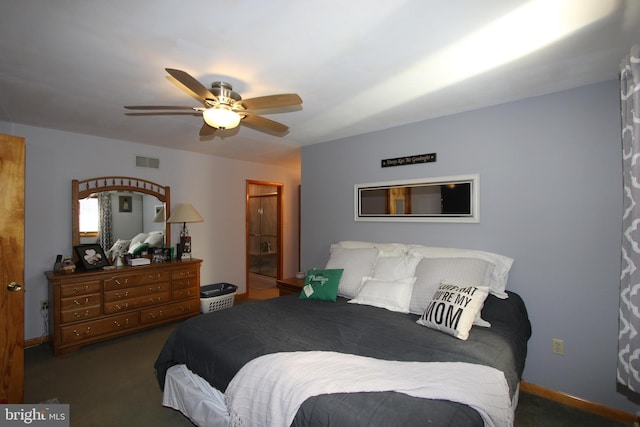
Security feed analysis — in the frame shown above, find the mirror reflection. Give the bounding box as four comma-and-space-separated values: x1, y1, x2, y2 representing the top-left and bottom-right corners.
72, 176, 171, 260
78, 192, 165, 245
355, 175, 479, 222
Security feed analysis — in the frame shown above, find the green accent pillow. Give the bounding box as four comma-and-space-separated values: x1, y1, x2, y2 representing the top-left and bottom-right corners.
131, 243, 149, 256
299, 269, 344, 301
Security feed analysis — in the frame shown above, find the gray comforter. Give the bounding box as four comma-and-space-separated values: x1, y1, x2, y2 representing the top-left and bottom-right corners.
155, 291, 531, 426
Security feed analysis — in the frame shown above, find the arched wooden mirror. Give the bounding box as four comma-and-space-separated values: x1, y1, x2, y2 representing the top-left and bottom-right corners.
72, 176, 171, 254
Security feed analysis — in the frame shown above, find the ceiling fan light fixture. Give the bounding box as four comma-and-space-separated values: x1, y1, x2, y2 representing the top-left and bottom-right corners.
203, 106, 241, 129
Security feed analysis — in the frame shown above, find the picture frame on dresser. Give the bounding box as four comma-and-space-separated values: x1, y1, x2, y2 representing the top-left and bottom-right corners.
73, 244, 109, 270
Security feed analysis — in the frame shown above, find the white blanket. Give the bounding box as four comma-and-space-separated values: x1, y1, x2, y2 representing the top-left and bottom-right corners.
225, 351, 513, 427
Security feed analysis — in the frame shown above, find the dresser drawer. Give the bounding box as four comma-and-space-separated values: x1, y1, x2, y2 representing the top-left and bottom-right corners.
139, 299, 198, 325
171, 268, 198, 281
60, 314, 140, 345
172, 287, 198, 300
138, 270, 171, 285
103, 291, 170, 314
104, 282, 169, 302
60, 280, 101, 297
172, 276, 197, 291
60, 305, 102, 324
103, 274, 138, 291
60, 293, 101, 311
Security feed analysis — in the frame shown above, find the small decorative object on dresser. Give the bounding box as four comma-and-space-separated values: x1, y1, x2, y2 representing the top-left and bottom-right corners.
45, 258, 201, 355
73, 244, 109, 270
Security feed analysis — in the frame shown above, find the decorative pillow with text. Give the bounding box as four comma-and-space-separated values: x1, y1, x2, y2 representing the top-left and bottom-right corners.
416, 282, 489, 340
299, 269, 344, 302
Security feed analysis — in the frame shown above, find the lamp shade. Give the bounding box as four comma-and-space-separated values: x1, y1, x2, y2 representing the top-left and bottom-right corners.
166, 203, 204, 224
203, 106, 241, 129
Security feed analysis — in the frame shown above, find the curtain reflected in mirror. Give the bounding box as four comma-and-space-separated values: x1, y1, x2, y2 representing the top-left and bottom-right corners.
97, 193, 113, 249
355, 175, 479, 223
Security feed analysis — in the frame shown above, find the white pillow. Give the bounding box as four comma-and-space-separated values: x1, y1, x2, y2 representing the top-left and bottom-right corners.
335, 241, 408, 257
143, 231, 164, 248
107, 239, 131, 258
325, 246, 379, 298
348, 276, 416, 313
128, 240, 145, 254
129, 232, 149, 249
372, 255, 421, 281
416, 282, 490, 340
409, 257, 494, 315
407, 245, 513, 299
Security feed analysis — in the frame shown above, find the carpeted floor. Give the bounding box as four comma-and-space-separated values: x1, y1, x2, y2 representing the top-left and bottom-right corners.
24, 302, 634, 427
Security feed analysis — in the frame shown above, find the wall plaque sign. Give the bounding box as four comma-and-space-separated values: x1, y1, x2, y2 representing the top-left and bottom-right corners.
381, 153, 436, 168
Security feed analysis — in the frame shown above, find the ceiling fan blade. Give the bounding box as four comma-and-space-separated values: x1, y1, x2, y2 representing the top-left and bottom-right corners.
242, 113, 289, 133
199, 123, 217, 136
240, 94, 302, 110
125, 112, 201, 116
165, 68, 217, 102
124, 105, 197, 110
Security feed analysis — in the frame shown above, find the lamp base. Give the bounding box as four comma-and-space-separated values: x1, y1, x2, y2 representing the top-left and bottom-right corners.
180, 236, 192, 260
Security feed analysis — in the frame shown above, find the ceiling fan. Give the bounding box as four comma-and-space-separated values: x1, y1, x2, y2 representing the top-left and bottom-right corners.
125, 68, 302, 136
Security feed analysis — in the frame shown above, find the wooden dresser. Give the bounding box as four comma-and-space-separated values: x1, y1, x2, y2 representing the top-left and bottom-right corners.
45, 259, 201, 355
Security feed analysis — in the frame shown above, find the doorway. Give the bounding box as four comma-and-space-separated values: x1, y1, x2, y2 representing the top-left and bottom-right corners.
0, 133, 25, 403
246, 181, 283, 299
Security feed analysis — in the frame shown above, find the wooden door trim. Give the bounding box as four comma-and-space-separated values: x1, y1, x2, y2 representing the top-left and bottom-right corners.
246, 180, 284, 298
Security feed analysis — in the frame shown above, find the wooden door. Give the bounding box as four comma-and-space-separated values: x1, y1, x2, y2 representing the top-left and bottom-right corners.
0, 133, 25, 403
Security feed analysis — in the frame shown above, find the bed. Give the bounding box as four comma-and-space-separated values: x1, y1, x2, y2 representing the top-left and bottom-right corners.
154, 242, 532, 427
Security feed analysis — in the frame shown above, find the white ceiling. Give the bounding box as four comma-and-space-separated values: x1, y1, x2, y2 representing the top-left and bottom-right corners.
1, 1, 638, 169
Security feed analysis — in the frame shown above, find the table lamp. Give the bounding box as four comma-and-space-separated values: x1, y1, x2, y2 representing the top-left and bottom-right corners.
167, 203, 204, 260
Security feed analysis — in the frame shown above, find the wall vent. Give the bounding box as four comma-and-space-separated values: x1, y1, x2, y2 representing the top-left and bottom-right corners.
136, 156, 160, 169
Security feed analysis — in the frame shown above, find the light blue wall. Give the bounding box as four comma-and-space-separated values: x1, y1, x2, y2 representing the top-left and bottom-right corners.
301, 80, 633, 413
1, 122, 300, 342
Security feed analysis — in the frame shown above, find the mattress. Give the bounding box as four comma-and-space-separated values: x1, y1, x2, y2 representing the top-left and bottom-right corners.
155, 291, 531, 426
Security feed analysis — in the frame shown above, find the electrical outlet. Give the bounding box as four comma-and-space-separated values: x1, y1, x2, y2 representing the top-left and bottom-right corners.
552, 338, 564, 355
40, 300, 48, 311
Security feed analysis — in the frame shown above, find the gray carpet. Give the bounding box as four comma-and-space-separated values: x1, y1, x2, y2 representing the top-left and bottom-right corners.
24, 313, 633, 427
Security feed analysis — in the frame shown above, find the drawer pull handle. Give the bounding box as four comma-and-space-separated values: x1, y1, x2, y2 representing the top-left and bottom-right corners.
149, 297, 162, 303
74, 297, 90, 305
73, 285, 89, 293
73, 310, 90, 319
115, 303, 129, 311
149, 286, 161, 292
148, 310, 163, 319
73, 327, 91, 336
115, 291, 129, 298
178, 306, 186, 313
114, 278, 129, 285
113, 319, 129, 327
